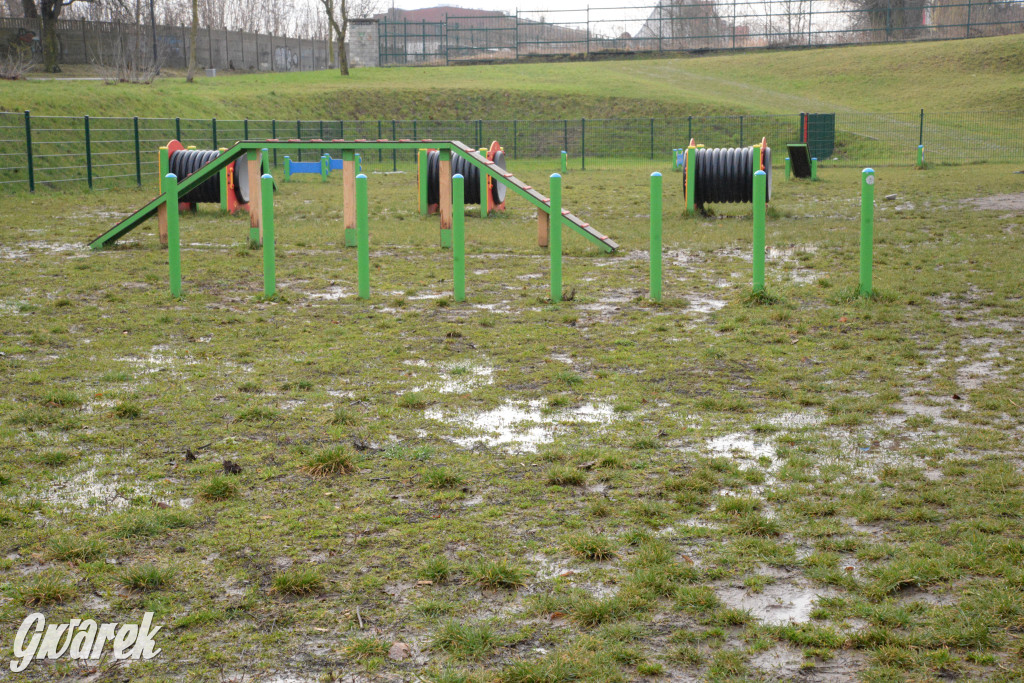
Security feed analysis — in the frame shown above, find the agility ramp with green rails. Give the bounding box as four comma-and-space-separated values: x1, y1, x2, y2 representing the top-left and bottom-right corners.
88, 139, 618, 253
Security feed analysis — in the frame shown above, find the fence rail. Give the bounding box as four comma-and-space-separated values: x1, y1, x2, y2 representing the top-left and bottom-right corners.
376, 0, 1024, 66
2, 110, 1022, 192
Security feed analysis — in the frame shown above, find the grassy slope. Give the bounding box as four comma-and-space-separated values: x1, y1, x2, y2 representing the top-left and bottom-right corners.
1, 33, 1022, 120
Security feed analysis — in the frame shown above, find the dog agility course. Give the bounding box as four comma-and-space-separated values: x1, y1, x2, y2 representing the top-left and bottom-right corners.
2, 34, 1024, 682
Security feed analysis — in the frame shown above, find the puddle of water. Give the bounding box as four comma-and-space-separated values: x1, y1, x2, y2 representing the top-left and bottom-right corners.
435, 364, 494, 394
425, 399, 615, 453
708, 433, 776, 463
114, 345, 197, 374
687, 296, 727, 313
308, 286, 351, 301
0, 242, 86, 260
35, 467, 154, 512
407, 292, 447, 300
716, 578, 835, 625
957, 360, 1001, 390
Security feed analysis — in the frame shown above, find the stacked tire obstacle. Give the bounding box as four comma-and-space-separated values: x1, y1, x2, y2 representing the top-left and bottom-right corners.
681, 137, 772, 213
423, 141, 508, 215
165, 139, 251, 214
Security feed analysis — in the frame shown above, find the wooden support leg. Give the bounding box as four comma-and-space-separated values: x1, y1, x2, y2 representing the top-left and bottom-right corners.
439, 156, 452, 249
158, 202, 169, 248
343, 149, 356, 247
247, 150, 263, 244
537, 210, 550, 248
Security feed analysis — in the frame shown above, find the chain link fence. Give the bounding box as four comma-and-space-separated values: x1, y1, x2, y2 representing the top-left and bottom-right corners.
2, 110, 1022, 191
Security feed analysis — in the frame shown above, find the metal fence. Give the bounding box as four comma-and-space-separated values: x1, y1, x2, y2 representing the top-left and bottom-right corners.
377, 0, 1024, 66
0, 17, 330, 72
2, 110, 1022, 192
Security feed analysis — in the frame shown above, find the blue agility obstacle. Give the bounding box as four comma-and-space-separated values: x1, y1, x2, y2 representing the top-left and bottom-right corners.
284, 153, 362, 182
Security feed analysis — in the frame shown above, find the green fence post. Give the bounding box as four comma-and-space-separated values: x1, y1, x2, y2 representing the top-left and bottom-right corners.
284, 156, 291, 181
262, 173, 276, 298
271, 120, 277, 166
549, 173, 562, 303
391, 119, 397, 171
212, 118, 217, 148
356, 153, 362, 173
860, 168, 875, 297
752, 170, 767, 294
917, 144, 924, 169
811, 157, 818, 180
785, 156, 791, 180
479, 158, 488, 218
175, 117, 181, 142
159, 146, 169, 190
581, 117, 586, 170
356, 173, 370, 300
163, 173, 182, 297
650, 172, 663, 302
244, 118, 249, 140
377, 121, 383, 163
560, 150, 567, 174
321, 154, 329, 182
133, 116, 142, 187
918, 108, 924, 149
296, 120, 302, 162
84, 115, 93, 190
24, 110, 34, 192
739, 115, 744, 147
650, 118, 655, 160
685, 145, 696, 215
418, 150, 428, 215
563, 120, 568, 159
453, 173, 466, 302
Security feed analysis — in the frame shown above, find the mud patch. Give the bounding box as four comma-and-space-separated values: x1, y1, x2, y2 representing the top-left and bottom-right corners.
964, 192, 1024, 214
716, 571, 836, 625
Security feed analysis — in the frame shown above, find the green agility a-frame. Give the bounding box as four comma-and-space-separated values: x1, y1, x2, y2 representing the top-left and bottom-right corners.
88, 139, 618, 253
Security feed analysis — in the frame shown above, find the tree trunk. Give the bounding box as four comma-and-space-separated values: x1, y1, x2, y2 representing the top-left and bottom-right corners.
41, 9, 60, 72
187, 0, 198, 82
338, 0, 348, 75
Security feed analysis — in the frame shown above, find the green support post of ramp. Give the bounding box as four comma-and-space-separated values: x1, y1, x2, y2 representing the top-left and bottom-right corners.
811, 157, 818, 180
453, 173, 466, 302
321, 155, 329, 182
356, 173, 370, 300
752, 170, 767, 294
262, 148, 269, 176
685, 145, 696, 215
284, 156, 291, 181
860, 168, 875, 297
219, 148, 229, 213
356, 153, 361, 173
159, 146, 169, 191
418, 150, 428, 215
649, 172, 663, 303
479, 163, 488, 218
549, 173, 562, 303
163, 173, 182, 298
84, 115, 93, 190
343, 149, 356, 247
262, 174, 276, 298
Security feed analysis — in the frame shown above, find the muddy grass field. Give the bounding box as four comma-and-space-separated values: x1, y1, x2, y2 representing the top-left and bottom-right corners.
0, 160, 1022, 682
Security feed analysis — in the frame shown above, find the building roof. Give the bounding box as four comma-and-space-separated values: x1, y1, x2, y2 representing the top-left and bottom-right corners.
374, 6, 509, 22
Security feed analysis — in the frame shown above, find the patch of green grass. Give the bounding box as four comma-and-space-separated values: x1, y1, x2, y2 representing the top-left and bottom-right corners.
432, 621, 501, 660
466, 559, 526, 590
400, 391, 429, 409
236, 406, 277, 422
35, 450, 76, 467
423, 467, 464, 489
418, 556, 454, 583
14, 572, 76, 606
47, 534, 105, 562
121, 564, 174, 591
272, 568, 325, 596
547, 465, 586, 486
565, 533, 617, 561
40, 389, 82, 408
305, 447, 355, 478
112, 400, 142, 419
344, 636, 390, 660
200, 476, 238, 501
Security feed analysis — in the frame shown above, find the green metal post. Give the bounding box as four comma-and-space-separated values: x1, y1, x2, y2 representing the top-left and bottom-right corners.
159, 146, 169, 190
343, 149, 356, 247
479, 157, 488, 218
811, 157, 818, 180
218, 150, 228, 213
650, 172, 663, 302
453, 173, 466, 302
391, 120, 397, 171
175, 117, 181, 143
549, 173, 562, 303
84, 115, 93, 190
284, 156, 291, 181
133, 116, 142, 187
296, 120, 302, 162
261, 148, 269, 176
785, 156, 791, 180
271, 120, 277, 166
581, 118, 586, 170
860, 168, 875, 297
163, 173, 181, 297
917, 144, 924, 168
356, 153, 362, 173
560, 150, 567, 174
321, 154, 329, 182
418, 150, 428, 215
752, 170, 766, 294
262, 173, 276, 298
244, 118, 249, 140
685, 145, 696, 215
650, 118, 655, 160
212, 118, 217, 149
356, 173, 370, 300
918, 108, 924, 148
24, 111, 34, 192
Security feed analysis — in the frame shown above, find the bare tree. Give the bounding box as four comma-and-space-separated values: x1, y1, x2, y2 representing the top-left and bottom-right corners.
21, 0, 98, 72
186, 0, 197, 80
318, 0, 380, 75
